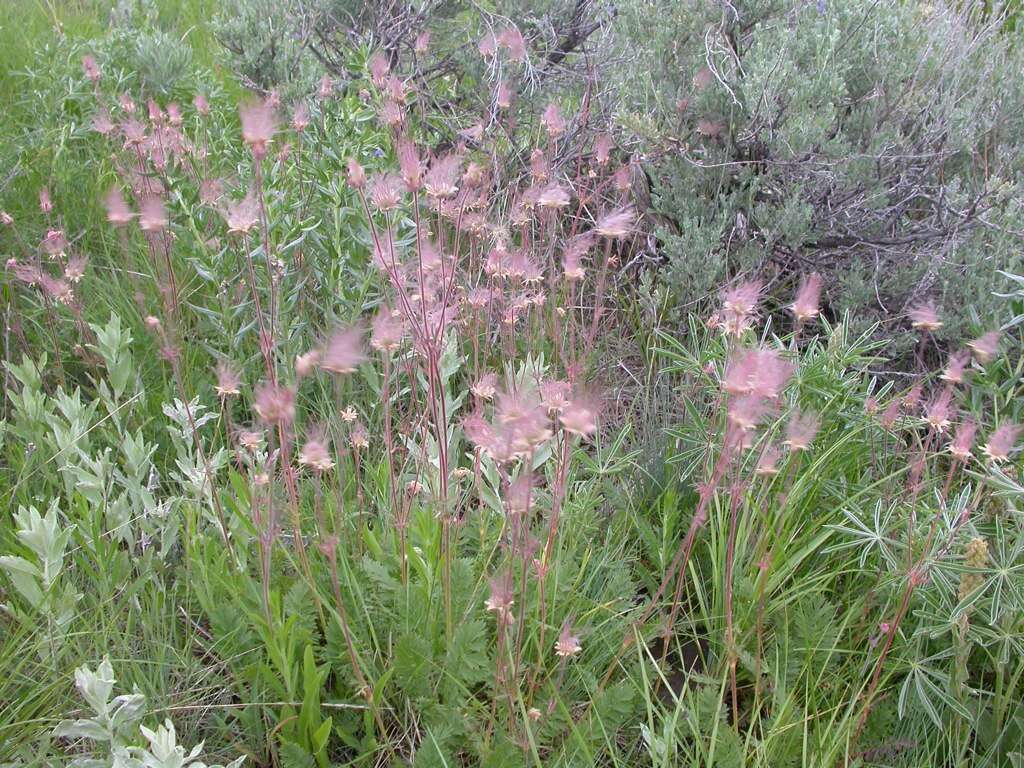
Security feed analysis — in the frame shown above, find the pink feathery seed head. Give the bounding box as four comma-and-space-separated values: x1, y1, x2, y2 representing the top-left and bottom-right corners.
317, 75, 334, 100
414, 30, 431, 55
540, 379, 572, 412
349, 421, 369, 450
298, 429, 334, 472
40, 274, 73, 304
397, 136, 422, 192
64, 254, 88, 284
720, 279, 763, 320
949, 418, 977, 461
368, 51, 390, 86
555, 621, 582, 658
147, 99, 164, 124
693, 66, 714, 91
39, 187, 53, 214
968, 330, 1000, 364
92, 108, 115, 135
463, 160, 487, 188
879, 399, 901, 429
237, 429, 264, 452
496, 390, 552, 454
478, 32, 498, 59
253, 382, 296, 426
320, 326, 366, 374
498, 26, 527, 61
791, 272, 822, 323
506, 473, 535, 515
291, 101, 310, 132
909, 302, 942, 332
345, 157, 367, 189
82, 54, 101, 83
496, 79, 513, 110
137, 195, 168, 232
199, 178, 225, 206
727, 394, 771, 432
530, 148, 550, 182
295, 350, 321, 379
121, 118, 146, 147
595, 206, 636, 239
725, 347, 793, 399
371, 307, 405, 352
756, 444, 781, 476
379, 99, 404, 127
940, 350, 971, 385
903, 382, 923, 411
923, 387, 953, 433
463, 410, 496, 450
459, 122, 484, 143
193, 93, 210, 115
471, 372, 498, 401
119, 93, 136, 114
384, 75, 410, 104
541, 103, 566, 138
368, 173, 403, 211
166, 102, 183, 126
463, 286, 491, 311
10, 262, 42, 286
424, 153, 461, 198
239, 99, 277, 158
537, 182, 570, 209
559, 392, 600, 437
223, 190, 260, 235
594, 132, 614, 165
613, 163, 631, 192
784, 410, 820, 451
40, 229, 68, 256
214, 361, 242, 397
983, 423, 1022, 463
562, 248, 586, 281
418, 237, 444, 273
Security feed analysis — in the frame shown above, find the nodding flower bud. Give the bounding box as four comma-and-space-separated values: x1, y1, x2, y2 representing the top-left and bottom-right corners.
346, 157, 367, 189
554, 621, 582, 658
414, 31, 431, 55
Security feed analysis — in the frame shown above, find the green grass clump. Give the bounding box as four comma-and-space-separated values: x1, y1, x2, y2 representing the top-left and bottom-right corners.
1, 5, 1023, 768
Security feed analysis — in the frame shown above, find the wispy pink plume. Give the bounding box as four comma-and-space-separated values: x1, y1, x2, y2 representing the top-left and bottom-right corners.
321, 327, 367, 374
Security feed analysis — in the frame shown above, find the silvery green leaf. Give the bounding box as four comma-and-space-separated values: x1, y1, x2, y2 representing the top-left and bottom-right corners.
110, 693, 147, 730
0, 554, 44, 606
53, 718, 110, 741
75, 658, 116, 716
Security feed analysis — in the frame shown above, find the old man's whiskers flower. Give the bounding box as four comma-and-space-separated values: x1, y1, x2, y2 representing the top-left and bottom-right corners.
982, 423, 1022, 463
239, 99, 277, 160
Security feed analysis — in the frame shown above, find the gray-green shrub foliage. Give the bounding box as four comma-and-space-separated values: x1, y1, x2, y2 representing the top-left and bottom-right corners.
615, 0, 1024, 354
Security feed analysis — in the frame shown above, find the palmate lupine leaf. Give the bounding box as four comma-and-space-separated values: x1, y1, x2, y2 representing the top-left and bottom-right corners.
824, 499, 901, 569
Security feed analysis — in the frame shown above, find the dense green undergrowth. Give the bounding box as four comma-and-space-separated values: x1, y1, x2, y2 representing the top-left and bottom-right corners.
1, 3, 1023, 767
